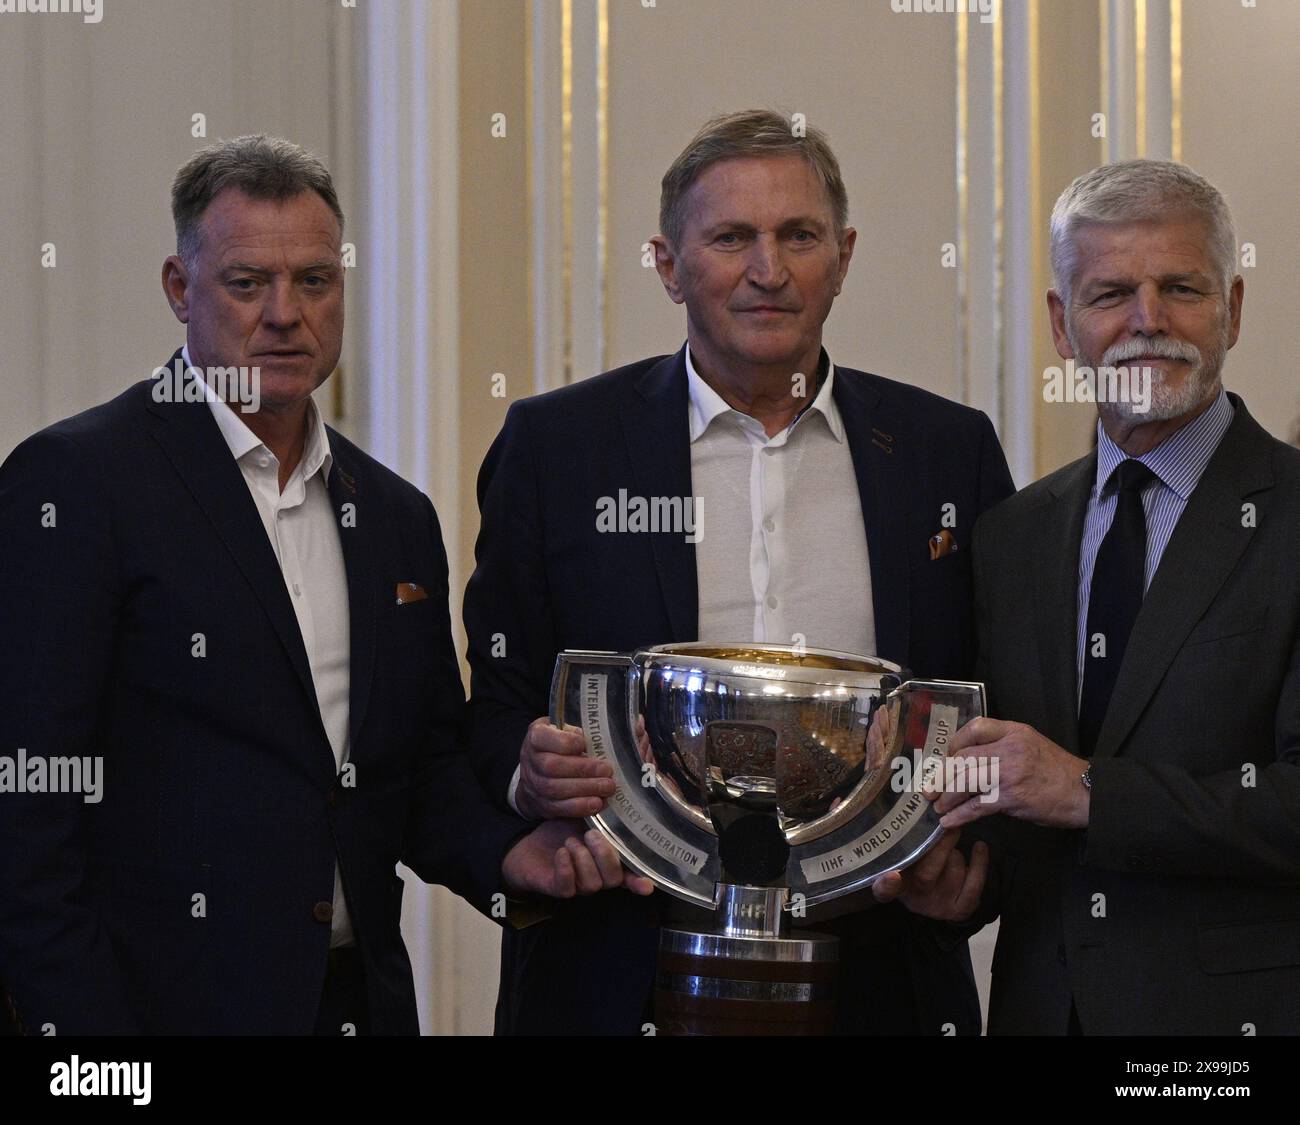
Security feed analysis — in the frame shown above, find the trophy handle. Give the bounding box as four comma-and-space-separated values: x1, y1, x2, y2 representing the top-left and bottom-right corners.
549, 648, 721, 908
549, 649, 632, 728
786, 677, 988, 914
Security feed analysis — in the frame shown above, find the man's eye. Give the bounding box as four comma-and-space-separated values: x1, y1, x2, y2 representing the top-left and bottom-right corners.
1169, 284, 1198, 295
790, 230, 815, 243
303, 275, 328, 287
229, 279, 258, 292
1093, 290, 1124, 304
716, 232, 743, 246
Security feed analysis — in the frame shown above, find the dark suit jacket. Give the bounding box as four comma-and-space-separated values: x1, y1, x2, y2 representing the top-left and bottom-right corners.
464, 347, 1016, 1035
967, 394, 1300, 1035
0, 352, 529, 1035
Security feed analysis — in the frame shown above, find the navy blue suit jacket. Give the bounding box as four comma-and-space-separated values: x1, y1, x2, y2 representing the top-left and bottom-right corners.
0, 353, 528, 1035
464, 347, 1016, 1035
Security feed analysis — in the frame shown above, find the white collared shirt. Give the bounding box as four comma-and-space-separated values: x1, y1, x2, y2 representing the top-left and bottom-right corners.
184, 346, 354, 949
687, 344, 875, 656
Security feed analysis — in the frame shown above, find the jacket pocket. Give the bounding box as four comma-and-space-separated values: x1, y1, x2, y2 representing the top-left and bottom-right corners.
1196, 918, 1300, 974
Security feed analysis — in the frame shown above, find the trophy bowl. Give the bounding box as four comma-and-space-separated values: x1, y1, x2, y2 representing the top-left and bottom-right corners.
550, 642, 985, 1034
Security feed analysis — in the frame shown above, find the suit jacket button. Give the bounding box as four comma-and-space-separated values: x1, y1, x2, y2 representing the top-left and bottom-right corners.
313, 901, 334, 924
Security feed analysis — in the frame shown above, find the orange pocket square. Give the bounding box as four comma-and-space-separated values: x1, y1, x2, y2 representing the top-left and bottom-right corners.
928, 530, 958, 560
395, 582, 429, 605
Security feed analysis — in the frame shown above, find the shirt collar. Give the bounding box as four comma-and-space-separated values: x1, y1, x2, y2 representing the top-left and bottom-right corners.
684, 343, 844, 444
182, 345, 333, 482
1094, 388, 1234, 502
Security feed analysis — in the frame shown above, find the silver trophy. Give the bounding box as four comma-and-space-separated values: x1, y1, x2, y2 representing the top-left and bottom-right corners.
550, 642, 985, 1035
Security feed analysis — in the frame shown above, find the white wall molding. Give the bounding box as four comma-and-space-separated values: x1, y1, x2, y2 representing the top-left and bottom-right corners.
529, 0, 607, 389
363, 0, 494, 1037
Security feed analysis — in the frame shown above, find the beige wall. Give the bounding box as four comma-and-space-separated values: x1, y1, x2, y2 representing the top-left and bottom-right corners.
457, 0, 532, 620
1033, 0, 1106, 474
605, 1, 960, 401
1182, 0, 1300, 443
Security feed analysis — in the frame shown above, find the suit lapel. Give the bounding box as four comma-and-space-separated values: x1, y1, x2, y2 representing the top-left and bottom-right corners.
1094, 400, 1272, 759
325, 445, 379, 755
1034, 458, 1094, 753
144, 351, 324, 734
833, 370, 912, 668
620, 349, 698, 640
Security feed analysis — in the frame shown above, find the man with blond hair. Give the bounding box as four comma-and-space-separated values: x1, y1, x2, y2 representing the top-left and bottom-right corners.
465, 109, 1016, 1035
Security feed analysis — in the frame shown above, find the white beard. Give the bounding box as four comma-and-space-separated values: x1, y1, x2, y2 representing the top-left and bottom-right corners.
1066, 319, 1229, 433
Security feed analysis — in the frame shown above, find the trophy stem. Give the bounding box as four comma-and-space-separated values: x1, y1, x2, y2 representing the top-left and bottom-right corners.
714, 883, 789, 939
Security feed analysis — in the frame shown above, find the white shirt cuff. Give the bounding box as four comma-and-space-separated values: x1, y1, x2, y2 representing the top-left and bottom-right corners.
507, 764, 523, 816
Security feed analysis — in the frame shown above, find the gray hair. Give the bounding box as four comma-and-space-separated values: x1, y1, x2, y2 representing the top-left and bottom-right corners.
171, 134, 344, 266
1050, 159, 1236, 306
659, 109, 849, 247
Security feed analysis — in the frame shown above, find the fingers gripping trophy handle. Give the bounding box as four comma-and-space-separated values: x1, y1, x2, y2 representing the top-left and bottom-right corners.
548, 649, 721, 908
547, 653, 572, 730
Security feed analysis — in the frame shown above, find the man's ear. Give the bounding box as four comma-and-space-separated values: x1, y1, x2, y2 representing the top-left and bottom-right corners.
1046, 289, 1075, 360
162, 256, 192, 324
1225, 274, 1244, 350
833, 226, 856, 296
650, 235, 686, 305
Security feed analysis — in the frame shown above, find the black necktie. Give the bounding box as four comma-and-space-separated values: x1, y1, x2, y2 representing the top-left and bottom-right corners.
1078, 459, 1155, 757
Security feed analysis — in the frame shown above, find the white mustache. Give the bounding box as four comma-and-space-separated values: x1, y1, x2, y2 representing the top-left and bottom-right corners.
1102, 337, 1200, 367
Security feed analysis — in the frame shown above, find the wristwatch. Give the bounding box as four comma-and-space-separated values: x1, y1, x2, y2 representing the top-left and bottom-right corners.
1080, 765, 1094, 790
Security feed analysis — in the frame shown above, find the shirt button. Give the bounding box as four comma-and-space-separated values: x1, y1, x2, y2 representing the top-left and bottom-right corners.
312, 901, 333, 924
767, 595, 778, 609
763, 517, 776, 532
292, 583, 302, 597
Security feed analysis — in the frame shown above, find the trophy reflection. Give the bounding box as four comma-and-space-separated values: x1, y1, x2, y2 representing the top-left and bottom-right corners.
551, 642, 984, 1035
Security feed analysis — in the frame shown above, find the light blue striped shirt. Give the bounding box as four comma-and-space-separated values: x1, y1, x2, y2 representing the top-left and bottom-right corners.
1075, 390, 1235, 703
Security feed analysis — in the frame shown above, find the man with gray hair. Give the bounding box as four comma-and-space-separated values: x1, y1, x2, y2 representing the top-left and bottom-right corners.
465, 109, 1015, 1035
0, 134, 648, 1035
876, 159, 1300, 1034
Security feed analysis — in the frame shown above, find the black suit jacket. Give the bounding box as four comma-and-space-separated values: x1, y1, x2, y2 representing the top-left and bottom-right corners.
464, 347, 1015, 1035
0, 352, 529, 1035
967, 395, 1300, 1034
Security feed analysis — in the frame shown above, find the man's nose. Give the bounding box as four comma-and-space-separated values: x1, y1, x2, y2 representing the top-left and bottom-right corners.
745, 234, 788, 289
1128, 282, 1169, 335
261, 278, 302, 328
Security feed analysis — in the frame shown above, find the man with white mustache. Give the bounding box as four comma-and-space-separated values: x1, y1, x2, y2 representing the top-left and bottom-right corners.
874, 159, 1300, 1035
